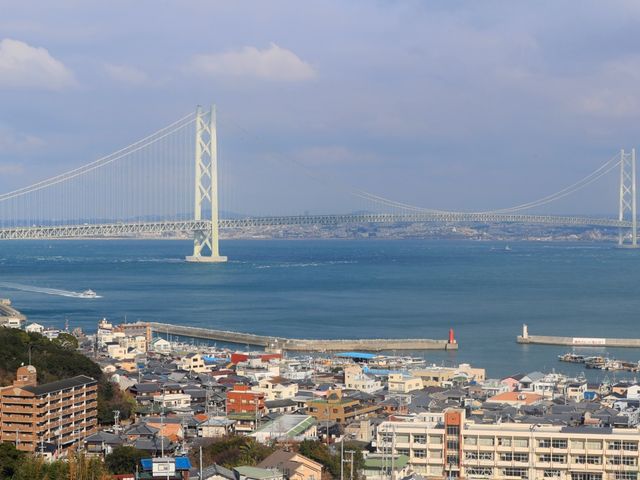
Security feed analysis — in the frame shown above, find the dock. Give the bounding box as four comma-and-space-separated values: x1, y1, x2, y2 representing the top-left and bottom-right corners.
517, 324, 640, 348
148, 322, 458, 352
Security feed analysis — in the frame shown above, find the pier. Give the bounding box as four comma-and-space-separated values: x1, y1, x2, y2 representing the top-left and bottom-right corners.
148, 322, 458, 352
517, 324, 640, 348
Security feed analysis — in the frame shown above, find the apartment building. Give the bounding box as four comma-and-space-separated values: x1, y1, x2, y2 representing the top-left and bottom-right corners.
306, 389, 381, 424
226, 384, 266, 415
388, 373, 423, 393
0, 365, 98, 452
253, 376, 299, 400
344, 365, 383, 393
377, 409, 640, 480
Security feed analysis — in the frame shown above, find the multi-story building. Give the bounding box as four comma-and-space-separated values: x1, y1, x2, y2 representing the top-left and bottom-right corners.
344, 365, 383, 393
253, 376, 299, 400
377, 408, 640, 480
306, 389, 381, 425
388, 373, 423, 393
0, 365, 98, 452
226, 384, 266, 415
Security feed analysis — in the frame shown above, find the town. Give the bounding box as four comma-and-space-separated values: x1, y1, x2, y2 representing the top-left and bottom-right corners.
2, 304, 640, 480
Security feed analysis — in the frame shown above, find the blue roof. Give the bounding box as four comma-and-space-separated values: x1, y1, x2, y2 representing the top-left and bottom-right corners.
141, 457, 192, 471
363, 367, 403, 376
335, 352, 376, 360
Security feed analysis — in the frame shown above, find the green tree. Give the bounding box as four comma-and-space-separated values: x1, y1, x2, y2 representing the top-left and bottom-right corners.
194, 436, 275, 469
106, 446, 147, 474
0, 442, 25, 478
53, 332, 79, 350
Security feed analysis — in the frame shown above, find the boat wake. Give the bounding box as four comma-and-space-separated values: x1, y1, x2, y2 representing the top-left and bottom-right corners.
0, 282, 102, 299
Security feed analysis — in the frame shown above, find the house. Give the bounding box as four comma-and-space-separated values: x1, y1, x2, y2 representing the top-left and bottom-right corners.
251, 414, 317, 444
153, 393, 191, 411
151, 338, 171, 354
565, 381, 588, 402
234, 467, 285, 480
258, 450, 322, 480
265, 398, 298, 415
140, 457, 191, 480
343, 365, 383, 393
253, 377, 299, 400
388, 373, 423, 393
83, 431, 124, 457
179, 353, 209, 373
485, 391, 543, 407
25, 322, 45, 334
198, 417, 236, 438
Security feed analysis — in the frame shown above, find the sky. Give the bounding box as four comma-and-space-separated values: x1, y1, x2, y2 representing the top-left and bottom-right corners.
1, 1, 640, 216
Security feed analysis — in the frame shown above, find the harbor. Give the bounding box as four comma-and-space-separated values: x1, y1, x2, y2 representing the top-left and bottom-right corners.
517, 324, 640, 348
148, 321, 459, 352
558, 352, 640, 372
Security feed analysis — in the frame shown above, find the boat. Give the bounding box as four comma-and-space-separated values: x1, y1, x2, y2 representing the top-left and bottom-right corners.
79, 289, 97, 299
505, 245, 512, 251
558, 353, 586, 363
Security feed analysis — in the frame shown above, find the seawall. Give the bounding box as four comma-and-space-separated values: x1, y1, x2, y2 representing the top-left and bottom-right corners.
149, 322, 458, 352
517, 334, 640, 348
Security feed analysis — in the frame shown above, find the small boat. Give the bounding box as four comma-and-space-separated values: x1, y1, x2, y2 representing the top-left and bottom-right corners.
505, 245, 512, 251
79, 289, 97, 298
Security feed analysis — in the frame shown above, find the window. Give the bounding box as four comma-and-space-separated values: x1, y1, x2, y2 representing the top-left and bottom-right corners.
447, 455, 459, 465
500, 453, 529, 462
608, 456, 637, 466
498, 437, 512, 447
608, 441, 637, 451
573, 455, 601, 465
615, 474, 637, 480
539, 454, 566, 463
514, 438, 529, 448
447, 440, 459, 450
544, 471, 561, 478
465, 436, 478, 446
413, 449, 426, 459
503, 467, 528, 478
571, 440, 585, 449
447, 425, 460, 435
478, 437, 494, 446
570, 474, 602, 480
585, 440, 602, 450
413, 434, 426, 444
466, 467, 492, 478
429, 435, 442, 444
552, 439, 568, 449
397, 449, 409, 456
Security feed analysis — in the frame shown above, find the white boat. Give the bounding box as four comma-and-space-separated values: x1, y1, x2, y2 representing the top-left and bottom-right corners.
79, 289, 97, 298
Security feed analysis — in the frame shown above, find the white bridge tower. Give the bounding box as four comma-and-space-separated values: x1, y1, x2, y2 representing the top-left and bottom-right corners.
186, 105, 227, 262
618, 148, 637, 248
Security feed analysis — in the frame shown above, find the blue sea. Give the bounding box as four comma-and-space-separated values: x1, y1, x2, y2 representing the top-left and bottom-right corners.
1, 239, 639, 380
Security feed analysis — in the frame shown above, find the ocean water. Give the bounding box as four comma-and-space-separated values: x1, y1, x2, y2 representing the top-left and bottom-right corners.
1, 239, 639, 380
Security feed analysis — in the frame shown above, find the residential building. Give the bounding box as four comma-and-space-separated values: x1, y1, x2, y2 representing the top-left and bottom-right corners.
377, 408, 640, 480
253, 376, 299, 400
258, 449, 323, 480
412, 363, 485, 387
388, 373, 423, 393
251, 414, 317, 443
226, 384, 266, 415
343, 365, 383, 393
305, 389, 381, 424
0, 365, 98, 452
179, 353, 209, 373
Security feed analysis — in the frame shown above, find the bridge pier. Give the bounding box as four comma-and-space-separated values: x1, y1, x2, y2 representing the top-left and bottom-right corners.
186, 104, 227, 263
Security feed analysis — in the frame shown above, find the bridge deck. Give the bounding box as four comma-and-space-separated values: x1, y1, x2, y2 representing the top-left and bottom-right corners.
0, 213, 629, 240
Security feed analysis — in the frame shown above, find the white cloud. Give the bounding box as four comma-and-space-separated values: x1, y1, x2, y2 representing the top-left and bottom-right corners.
191, 43, 315, 82
104, 63, 149, 86
0, 38, 76, 90
0, 163, 25, 176
0, 126, 45, 152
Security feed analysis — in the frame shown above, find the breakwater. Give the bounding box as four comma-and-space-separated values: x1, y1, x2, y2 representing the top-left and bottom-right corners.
517, 324, 640, 348
148, 322, 458, 352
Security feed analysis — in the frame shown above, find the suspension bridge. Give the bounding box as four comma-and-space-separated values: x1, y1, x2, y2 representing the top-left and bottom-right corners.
0, 105, 637, 261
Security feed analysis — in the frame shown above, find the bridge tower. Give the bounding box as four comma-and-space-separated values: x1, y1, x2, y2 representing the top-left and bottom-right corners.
186, 105, 227, 262
618, 148, 637, 248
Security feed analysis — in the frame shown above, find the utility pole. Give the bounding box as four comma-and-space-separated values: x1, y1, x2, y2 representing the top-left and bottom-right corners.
345, 450, 355, 480
340, 440, 344, 480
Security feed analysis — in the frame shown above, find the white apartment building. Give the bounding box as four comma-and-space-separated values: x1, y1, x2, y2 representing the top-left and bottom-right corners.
344, 365, 383, 393
376, 409, 640, 480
